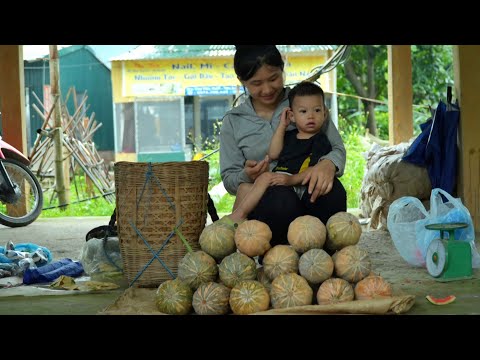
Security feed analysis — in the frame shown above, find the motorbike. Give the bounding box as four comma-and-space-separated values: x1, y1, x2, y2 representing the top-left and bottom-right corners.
0, 133, 43, 227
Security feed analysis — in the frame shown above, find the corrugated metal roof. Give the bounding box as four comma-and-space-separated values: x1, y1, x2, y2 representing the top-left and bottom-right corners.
23, 45, 109, 69
23, 45, 72, 61
110, 45, 337, 61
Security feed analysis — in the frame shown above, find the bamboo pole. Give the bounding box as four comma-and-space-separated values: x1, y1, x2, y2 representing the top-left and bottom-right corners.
49, 45, 70, 208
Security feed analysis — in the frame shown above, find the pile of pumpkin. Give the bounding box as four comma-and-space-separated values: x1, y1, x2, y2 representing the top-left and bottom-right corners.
155, 211, 393, 315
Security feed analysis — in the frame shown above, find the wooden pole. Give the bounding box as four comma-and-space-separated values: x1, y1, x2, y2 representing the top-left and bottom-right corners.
49, 45, 70, 208
387, 45, 413, 145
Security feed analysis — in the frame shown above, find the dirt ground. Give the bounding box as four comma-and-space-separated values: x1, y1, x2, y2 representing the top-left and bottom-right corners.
1, 217, 480, 315
357, 227, 480, 314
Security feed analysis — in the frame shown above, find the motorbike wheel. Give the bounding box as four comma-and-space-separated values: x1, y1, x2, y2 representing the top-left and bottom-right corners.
0, 159, 43, 227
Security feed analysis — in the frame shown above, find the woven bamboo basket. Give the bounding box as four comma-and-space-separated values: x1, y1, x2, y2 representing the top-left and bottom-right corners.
114, 161, 209, 288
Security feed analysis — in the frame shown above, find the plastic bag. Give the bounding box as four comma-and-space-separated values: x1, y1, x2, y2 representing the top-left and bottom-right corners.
387, 188, 480, 268
387, 196, 428, 266
80, 237, 124, 284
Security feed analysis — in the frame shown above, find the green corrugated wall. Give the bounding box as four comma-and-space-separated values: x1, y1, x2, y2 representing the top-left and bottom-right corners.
24, 46, 113, 151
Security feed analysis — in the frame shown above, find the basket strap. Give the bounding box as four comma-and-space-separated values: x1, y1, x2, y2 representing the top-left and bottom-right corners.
207, 193, 219, 222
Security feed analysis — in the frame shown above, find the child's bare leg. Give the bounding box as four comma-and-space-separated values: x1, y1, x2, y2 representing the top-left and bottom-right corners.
230, 173, 273, 223
232, 183, 253, 212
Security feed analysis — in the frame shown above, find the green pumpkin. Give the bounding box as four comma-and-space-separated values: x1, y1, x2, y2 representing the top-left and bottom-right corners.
192, 282, 231, 315
155, 279, 193, 315
298, 248, 334, 284
218, 252, 257, 288
177, 251, 218, 290
199, 222, 236, 261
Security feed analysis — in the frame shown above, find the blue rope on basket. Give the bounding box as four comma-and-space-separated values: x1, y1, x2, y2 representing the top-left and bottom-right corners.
128, 220, 176, 285
127, 162, 191, 287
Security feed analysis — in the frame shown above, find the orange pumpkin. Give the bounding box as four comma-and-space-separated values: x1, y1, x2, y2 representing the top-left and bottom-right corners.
334, 245, 371, 283
354, 275, 392, 300
316, 278, 354, 305
287, 215, 326, 253
229, 280, 270, 315
270, 273, 313, 309
325, 212, 362, 251
234, 220, 272, 257
263, 245, 299, 281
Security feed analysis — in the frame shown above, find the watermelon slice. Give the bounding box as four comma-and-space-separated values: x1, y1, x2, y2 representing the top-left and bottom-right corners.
426, 294, 456, 305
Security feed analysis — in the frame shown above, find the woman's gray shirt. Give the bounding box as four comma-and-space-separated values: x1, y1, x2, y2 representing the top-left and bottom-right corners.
219, 88, 346, 195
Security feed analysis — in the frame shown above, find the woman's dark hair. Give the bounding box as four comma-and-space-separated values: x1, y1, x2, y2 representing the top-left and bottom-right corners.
233, 45, 284, 81
288, 81, 325, 107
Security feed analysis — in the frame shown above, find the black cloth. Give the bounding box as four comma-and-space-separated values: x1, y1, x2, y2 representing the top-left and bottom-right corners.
248, 177, 347, 247
273, 129, 332, 174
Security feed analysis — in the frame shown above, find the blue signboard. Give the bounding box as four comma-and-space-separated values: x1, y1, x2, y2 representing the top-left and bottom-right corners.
185, 86, 239, 96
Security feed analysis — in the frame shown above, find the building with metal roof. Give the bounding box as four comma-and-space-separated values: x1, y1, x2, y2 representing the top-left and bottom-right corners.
24, 45, 114, 156
110, 45, 338, 164
110, 45, 337, 61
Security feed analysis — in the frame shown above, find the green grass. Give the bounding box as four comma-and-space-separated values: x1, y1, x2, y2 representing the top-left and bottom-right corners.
40, 197, 115, 217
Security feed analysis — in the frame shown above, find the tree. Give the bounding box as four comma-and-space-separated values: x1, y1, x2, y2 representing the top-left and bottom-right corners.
339, 45, 387, 136
411, 45, 454, 107
337, 45, 453, 138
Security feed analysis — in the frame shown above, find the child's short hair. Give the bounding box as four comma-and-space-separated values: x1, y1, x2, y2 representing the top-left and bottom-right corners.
288, 81, 325, 107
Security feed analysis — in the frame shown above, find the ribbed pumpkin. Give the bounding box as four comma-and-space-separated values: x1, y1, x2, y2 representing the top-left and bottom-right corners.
270, 273, 313, 309
192, 281, 231, 315
199, 222, 236, 261
234, 220, 272, 257
256, 266, 272, 294
354, 275, 392, 300
287, 215, 326, 253
218, 252, 257, 288
334, 245, 371, 283
263, 245, 299, 281
229, 280, 270, 315
325, 212, 362, 251
155, 279, 193, 315
298, 248, 334, 284
316, 278, 354, 305
177, 251, 218, 290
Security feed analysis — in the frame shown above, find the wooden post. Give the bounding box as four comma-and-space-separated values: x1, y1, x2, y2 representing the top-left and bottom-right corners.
387, 46, 413, 145
49, 45, 70, 207
0, 46, 26, 152
0, 46, 28, 215
453, 45, 480, 230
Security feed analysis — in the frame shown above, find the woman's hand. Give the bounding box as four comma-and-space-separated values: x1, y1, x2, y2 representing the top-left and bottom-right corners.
301, 159, 336, 202
245, 155, 270, 181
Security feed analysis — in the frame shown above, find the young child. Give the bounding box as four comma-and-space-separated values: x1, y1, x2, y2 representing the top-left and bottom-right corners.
224, 81, 333, 226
